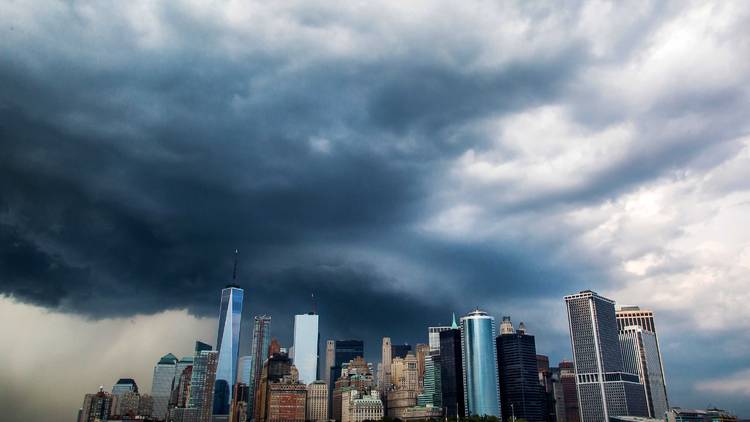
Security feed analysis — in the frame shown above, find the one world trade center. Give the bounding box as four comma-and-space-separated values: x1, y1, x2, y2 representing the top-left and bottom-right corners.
213, 251, 244, 416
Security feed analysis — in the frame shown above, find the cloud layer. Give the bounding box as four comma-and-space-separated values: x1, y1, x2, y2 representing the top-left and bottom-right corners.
2, 0, 750, 419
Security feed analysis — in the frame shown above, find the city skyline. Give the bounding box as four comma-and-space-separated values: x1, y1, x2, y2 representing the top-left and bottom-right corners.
2, 1, 750, 421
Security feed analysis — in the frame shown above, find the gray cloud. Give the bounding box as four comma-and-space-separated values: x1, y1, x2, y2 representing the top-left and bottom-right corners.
2, 0, 750, 420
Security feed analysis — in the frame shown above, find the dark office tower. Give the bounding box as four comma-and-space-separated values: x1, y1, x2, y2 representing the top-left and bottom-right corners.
329, 340, 365, 416
559, 361, 580, 422
496, 319, 546, 422
439, 326, 465, 418
391, 344, 412, 359
247, 315, 271, 420
537, 355, 556, 422
564, 291, 648, 422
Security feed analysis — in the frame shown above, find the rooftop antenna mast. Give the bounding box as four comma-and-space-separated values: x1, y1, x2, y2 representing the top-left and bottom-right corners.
232, 249, 239, 281
311, 292, 317, 315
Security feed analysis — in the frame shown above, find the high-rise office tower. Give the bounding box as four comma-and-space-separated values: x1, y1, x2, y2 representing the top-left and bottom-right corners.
111, 378, 138, 416
151, 353, 178, 420
415, 343, 430, 386
496, 318, 545, 422
537, 354, 556, 421
173, 365, 193, 409
461, 309, 501, 418
246, 315, 271, 420
268, 338, 281, 356
557, 360, 580, 422
215, 282, 245, 415
619, 325, 669, 418
237, 356, 253, 385
616, 306, 669, 418
391, 343, 412, 359
381, 337, 392, 390
292, 312, 320, 384
189, 348, 219, 422
439, 320, 465, 418
418, 351, 442, 407
329, 340, 365, 417
307, 380, 329, 422
428, 319, 452, 352
324, 340, 335, 389
79, 388, 114, 422
564, 290, 648, 422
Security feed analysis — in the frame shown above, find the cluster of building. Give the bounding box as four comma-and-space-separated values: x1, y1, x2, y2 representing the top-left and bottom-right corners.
77, 281, 740, 422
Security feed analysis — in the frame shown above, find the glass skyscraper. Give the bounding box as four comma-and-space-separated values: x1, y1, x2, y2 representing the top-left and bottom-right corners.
460, 309, 501, 418
619, 326, 669, 418
292, 312, 320, 384
151, 353, 178, 420
247, 315, 271, 420
214, 285, 244, 415
564, 290, 648, 422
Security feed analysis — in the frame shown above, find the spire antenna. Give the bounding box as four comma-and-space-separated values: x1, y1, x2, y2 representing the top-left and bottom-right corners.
311, 292, 317, 315
232, 249, 239, 281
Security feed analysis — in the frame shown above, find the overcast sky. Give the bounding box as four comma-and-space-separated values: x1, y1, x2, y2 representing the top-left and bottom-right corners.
1, 1, 750, 421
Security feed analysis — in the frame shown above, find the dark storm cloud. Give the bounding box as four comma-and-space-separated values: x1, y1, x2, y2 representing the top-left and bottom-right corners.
0, 2, 589, 322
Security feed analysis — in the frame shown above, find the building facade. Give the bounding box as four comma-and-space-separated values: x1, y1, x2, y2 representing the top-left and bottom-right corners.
381, 337, 392, 391
215, 285, 244, 415
79, 389, 114, 422
267, 382, 307, 422
461, 309, 501, 418
558, 360, 580, 422
151, 353, 178, 420
292, 312, 320, 384
189, 350, 218, 422
620, 325, 669, 418
306, 380, 328, 421
418, 351, 442, 408
439, 325, 465, 418
617, 306, 669, 419
564, 290, 648, 422
496, 319, 546, 422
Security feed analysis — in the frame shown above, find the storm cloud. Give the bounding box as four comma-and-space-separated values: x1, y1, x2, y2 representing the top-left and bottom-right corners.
2, 1, 750, 420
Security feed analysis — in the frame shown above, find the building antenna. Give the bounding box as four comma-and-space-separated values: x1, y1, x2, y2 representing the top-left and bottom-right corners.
311, 292, 317, 314
232, 249, 239, 281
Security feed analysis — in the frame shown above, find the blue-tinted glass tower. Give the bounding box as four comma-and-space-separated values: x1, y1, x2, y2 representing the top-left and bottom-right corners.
461, 309, 501, 418
213, 253, 245, 415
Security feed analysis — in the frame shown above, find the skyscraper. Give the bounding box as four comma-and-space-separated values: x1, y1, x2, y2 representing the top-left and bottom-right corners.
151, 352, 178, 420
496, 318, 545, 422
292, 312, 320, 384
616, 306, 669, 418
428, 323, 452, 352
111, 378, 138, 416
307, 380, 329, 422
244, 316, 270, 420
330, 340, 365, 418
324, 340, 335, 389
79, 388, 114, 422
558, 360, 580, 422
391, 343, 412, 359
189, 345, 218, 422
439, 322, 465, 418
461, 309, 501, 418
215, 284, 245, 415
564, 290, 648, 422
415, 343, 430, 386
619, 325, 669, 418
418, 351, 442, 408
381, 337, 392, 391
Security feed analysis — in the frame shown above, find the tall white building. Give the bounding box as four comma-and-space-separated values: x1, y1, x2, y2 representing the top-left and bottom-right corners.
619, 325, 669, 418
292, 312, 320, 384
616, 306, 669, 418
